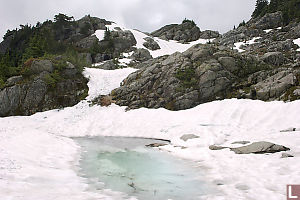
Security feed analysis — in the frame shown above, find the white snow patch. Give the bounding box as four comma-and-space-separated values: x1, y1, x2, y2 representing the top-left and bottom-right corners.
94, 30, 105, 41
264, 29, 273, 33
234, 37, 261, 52
119, 58, 132, 66
83, 67, 136, 100
122, 52, 134, 58
293, 38, 300, 51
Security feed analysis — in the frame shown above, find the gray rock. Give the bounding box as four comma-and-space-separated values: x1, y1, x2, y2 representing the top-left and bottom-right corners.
254, 70, 296, 100
151, 21, 201, 43
230, 141, 290, 154
131, 48, 152, 62
293, 89, 300, 96
280, 127, 297, 132
281, 153, 294, 158
6, 75, 23, 86
209, 145, 228, 150
218, 57, 238, 73
180, 134, 199, 141
146, 143, 168, 147
110, 30, 137, 53
200, 30, 220, 39
97, 60, 119, 70
254, 11, 282, 30
143, 37, 160, 50
261, 52, 285, 66
30, 60, 53, 74
76, 35, 98, 49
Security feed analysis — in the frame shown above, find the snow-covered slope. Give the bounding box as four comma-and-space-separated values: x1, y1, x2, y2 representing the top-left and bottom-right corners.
95, 22, 211, 58
0, 67, 300, 200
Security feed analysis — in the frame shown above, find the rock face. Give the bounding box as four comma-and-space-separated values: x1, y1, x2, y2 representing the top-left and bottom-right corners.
252, 11, 283, 30
151, 21, 201, 43
230, 141, 290, 154
112, 43, 297, 110
0, 59, 88, 117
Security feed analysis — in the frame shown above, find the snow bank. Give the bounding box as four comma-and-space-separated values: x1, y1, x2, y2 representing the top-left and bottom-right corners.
1, 67, 300, 200
94, 30, 105, 41
234, 37, 261, 52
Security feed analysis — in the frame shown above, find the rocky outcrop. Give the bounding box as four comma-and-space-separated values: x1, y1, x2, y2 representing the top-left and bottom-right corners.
112, 37, 300, 110
130, 48, 152, 62
143, 37, 160, 50
230, 141, 290, 154
253, 69, 297, 101
110, 29, 137, 53
0, 59, 88, 117
76, 35, 99, 49
151, 21, 201, 43
252, 11, 283, 30
200, 30, 220, 39
111, 44, 275, 110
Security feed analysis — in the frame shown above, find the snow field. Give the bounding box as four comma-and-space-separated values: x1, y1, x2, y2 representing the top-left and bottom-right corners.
1, 67, 300, 200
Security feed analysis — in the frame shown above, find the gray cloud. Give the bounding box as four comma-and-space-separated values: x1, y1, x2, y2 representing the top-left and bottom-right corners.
0, 0, 255, 42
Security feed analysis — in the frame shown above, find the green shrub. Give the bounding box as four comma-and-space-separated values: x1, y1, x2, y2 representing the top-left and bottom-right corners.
175, 67, 197, 88
45, 70, 63, 88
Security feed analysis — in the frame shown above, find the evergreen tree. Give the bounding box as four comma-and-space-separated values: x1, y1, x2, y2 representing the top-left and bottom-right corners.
252, 0, 269, 18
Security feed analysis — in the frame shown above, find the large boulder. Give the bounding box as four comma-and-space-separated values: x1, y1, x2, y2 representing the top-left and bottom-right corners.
230, 141, 290, 154
96, 60, 119, 70
110, 30, 137, 53
131, 48, 152, 62
143, 37, 160, 50
261, 52, 285, 66
30, 60, 54, 74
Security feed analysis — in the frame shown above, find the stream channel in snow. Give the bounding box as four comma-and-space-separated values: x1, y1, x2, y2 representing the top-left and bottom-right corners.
75, 136, 213, 200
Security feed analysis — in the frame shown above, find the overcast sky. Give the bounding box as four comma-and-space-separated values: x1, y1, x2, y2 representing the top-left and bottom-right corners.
0, 0, 256, 42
